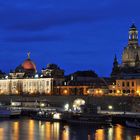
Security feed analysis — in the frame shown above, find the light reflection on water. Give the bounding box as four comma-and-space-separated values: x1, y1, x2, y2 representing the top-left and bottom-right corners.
0, 118, 139, 140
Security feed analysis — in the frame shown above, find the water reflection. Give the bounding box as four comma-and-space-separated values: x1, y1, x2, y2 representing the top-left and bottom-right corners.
0, 119, 139, 140
114, 124, 123, 140
62, 125, 69, 140
0, 128, 4, 140
95, 129, 104, 140
12, 122, 19, 140
136, 136, 140, 140
28, 120, 34, 140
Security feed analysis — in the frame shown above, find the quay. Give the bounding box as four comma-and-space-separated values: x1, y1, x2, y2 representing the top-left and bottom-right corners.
0, 95, 139, 111
0, 94, 140, 125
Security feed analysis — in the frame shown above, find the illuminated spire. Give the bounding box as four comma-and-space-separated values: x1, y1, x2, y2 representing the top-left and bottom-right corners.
128, 23, 138, 45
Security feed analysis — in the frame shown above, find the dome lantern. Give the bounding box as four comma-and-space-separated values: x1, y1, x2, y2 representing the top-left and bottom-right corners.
128, 23, 138, 45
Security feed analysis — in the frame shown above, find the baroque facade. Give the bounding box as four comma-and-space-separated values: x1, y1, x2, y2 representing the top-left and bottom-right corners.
0, 78, 53, 95
109, 24, 140, 95
109, 78, 140, 96
111, 24, 140, 78
0, 53, 63, 95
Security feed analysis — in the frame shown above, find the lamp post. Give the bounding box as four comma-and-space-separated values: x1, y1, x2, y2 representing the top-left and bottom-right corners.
108, 105, 113, 114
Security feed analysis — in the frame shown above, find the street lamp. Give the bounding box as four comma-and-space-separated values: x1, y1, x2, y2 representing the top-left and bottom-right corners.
64, 103, 69, 111
108, 105, 113, 110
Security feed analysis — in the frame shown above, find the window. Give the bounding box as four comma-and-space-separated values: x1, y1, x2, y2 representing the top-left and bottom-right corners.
132, 81, 134, 87
117, 82, 120, 87
123, 90, 126, 93
127, 90, 130, 93
127, 82, 129, 87
122, 82, 125, 87
46, 81, 49, 86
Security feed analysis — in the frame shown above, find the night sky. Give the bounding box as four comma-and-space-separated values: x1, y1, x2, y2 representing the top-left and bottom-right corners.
0, 0, 140, 77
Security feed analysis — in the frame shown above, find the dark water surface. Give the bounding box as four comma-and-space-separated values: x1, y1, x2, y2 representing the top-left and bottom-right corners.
0, 118, 140, 140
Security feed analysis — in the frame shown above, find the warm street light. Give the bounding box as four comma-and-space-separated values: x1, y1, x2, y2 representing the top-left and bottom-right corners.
108, 105, 113, 110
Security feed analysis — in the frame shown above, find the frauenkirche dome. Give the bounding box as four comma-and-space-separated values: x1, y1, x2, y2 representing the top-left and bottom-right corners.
111, 24, 140, 78
122, 24, 140, 67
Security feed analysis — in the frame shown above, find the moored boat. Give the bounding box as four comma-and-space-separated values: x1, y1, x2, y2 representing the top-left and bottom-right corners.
65, 114, 112, 125
126, 120, 140, 129
0, 106, 21, 118
31, 110, 63, 122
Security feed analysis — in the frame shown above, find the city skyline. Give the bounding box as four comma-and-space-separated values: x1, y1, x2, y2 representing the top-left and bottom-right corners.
0, 0, 140, 76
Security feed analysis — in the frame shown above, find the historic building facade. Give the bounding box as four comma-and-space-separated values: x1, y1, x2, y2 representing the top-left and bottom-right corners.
109, 78, 140, 96
54, 71, 109, 95
0, 53, 63, 95
109, 24, 140, 95
0, 78, 53, 95
111, 24, 140, 78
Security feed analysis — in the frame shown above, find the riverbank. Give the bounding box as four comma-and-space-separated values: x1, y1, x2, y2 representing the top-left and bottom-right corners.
0, 95, 139, 111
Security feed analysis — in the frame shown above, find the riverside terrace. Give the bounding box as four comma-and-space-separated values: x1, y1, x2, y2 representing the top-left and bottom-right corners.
0, 94, 140, 112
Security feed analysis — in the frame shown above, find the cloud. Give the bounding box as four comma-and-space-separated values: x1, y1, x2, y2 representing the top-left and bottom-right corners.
0, 0, 139, 33
5, 34, 63, 43
0, 0, 115, 31
4, 1, 139, 32
65, 50, 98, 56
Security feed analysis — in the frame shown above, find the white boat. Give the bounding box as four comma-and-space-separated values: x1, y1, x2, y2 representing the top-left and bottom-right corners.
0, 106, 21, 118
10, 107, 21, 116
126, 120, 140, 129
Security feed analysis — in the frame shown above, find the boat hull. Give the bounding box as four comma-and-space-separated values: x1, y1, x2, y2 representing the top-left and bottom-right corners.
0, 108, 21, 118
126, 121, 140, 129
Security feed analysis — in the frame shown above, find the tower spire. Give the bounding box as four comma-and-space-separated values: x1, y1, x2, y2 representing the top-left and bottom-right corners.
128, 23, 138, 45
111, 54, 119, 77
113, 54, 118, 66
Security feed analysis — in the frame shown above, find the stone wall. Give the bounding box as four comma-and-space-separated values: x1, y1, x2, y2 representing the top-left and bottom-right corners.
0, 95, 139, 111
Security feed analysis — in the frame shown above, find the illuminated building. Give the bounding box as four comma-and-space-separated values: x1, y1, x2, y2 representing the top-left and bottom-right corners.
0, 53, 60, 95
41, 64, 64, 86
109, 78, 140, 95
54, 71, 109, 95
109, 24, 140, 96
0, 54, 108, 95
42, 64, 64, 79
111, 24, 140, 78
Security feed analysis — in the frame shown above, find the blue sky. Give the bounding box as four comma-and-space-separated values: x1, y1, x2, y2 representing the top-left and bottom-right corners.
0, 0, 140, 76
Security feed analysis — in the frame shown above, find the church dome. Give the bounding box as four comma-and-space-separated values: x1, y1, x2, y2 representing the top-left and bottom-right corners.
122, 24, 140, 67
22, 59, 36, 70
122, 47, 140, 67
22, 52, 36, 72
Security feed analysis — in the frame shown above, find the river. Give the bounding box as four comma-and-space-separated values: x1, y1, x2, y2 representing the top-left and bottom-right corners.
0, 118, 140, 140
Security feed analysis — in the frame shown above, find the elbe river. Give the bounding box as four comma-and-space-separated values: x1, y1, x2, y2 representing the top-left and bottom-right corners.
0, 118, 140, 140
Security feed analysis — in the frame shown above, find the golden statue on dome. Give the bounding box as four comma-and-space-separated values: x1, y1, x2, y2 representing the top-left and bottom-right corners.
27, 52, 30, 59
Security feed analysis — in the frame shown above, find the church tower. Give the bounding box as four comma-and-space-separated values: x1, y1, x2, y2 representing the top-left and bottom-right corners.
122, 24, 140, 67
111, 55, 119, 77
111, 24, 140, 78
128, 24, 138, 46
113, 55, 118, 68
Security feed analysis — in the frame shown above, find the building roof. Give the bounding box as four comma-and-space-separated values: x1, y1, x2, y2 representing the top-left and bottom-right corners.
22, 58, 36, 71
